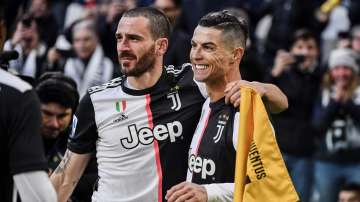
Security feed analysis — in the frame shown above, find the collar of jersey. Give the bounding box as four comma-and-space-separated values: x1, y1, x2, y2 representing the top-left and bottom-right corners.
209, 97, 226, 110
121, 67, 167, 96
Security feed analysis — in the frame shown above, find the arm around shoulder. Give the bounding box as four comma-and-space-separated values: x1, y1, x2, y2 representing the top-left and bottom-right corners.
225, 80, 288, 114
259, 82, 288, 114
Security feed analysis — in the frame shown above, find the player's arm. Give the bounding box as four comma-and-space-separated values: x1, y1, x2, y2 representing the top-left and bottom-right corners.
51, 92, 97, 202
225, 80, 288, 114
14, 171, 57, 202
9, 89, 57, 202
51, 150, 91, 202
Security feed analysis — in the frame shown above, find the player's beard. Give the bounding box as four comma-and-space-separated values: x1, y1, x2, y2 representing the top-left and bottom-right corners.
121, 44, 156, 77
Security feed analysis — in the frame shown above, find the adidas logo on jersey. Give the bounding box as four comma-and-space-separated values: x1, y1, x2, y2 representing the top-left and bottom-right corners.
113, 113, 128, 123
121, 121, 183, 149
188, 154, 216, 179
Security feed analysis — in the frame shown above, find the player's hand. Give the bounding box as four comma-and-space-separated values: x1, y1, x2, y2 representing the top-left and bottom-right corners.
165, 182, 207, 202
225, 80, 267, 108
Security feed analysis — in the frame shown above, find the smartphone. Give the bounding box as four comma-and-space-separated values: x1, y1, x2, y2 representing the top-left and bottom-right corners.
293, 55, 305, 64
56, 49, 76, 58
21, 18, 32, 28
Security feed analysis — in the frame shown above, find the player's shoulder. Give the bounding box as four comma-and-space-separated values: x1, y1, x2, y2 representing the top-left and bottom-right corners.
164, 63, 193, 78
88, 77, 123, 95
0, 69, 32, 93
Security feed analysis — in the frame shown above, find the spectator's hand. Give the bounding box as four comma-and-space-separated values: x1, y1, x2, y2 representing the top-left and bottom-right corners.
47, 48, 61, 64
225, 80, 266, 108
11, 23, 25, 46
334, 82, 351, 103
271, 50, 295, 77
166, 182, 207, 202
106, 1, 125, 23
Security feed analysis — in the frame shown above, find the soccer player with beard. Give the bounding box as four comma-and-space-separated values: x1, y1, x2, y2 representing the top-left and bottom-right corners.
50, 7, 288, 202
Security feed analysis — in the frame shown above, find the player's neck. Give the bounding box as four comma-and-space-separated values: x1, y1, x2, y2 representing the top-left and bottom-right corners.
127, 61, 163, 90
207, 67, 241, 103
206, 79, 227, 103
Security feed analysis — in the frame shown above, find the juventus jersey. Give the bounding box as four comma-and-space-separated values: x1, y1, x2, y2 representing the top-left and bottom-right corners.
187, 98, 239, 184
68, 64, 206, 202
0, 69, 47, 202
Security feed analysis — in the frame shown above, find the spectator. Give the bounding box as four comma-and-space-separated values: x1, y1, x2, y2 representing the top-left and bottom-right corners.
265, 29, 324, 202
3, 13, 47, 79
48, 19, 114, 97
35, 72, 98, 202
28, 0, 59, 47
312, 48, 360, 202
35, 72, 79, 172
351, 26, 360, 59
338, 183, 360, 202
153, 0, 192, 66
256, 0, 326, 67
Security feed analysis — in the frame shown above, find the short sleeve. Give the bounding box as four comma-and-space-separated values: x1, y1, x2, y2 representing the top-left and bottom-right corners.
9, 90, 47, 175
68, 92, 98, 154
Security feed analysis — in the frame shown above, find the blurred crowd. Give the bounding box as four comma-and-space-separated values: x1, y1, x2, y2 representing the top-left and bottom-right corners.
2, 0, 360, 201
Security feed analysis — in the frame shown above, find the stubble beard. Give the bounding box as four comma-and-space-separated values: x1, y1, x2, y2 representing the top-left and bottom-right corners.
121, 45, 156, 77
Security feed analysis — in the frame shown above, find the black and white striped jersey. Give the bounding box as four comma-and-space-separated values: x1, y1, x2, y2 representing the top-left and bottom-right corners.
0, 69, 47, 202
187, 98, 239, 184
68, 64, 206, 202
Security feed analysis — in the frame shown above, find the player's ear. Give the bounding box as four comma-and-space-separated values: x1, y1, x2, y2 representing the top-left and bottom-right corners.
228, 46, 244, 65
233, 46, 244, 62
155, 38, 168, 56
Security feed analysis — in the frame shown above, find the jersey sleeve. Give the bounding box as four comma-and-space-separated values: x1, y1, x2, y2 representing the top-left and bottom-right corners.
9, 90, 47, 175
68, 92, 98, 154
204, 183, 234, 202
232, 112, 240, 150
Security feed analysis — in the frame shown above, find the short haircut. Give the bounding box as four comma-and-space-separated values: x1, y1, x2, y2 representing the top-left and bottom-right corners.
291, 28, 318, 47
340, 183, 360, 193
122, 7, 171, 40
36, 72, 79, 112
197, 10, 248, 49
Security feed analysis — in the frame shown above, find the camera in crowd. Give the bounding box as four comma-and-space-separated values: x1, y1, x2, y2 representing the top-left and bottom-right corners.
55, 48, 76, 59
0, 51, 19, 70
21, 16, 33, 28
293, 54, 305, 64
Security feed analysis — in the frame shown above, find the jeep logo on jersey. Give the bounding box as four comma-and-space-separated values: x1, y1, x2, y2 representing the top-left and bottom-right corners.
120, 121, 183, 149
213, 113, 229, 143
167, 86, 182, 111
188, 154, 216, 179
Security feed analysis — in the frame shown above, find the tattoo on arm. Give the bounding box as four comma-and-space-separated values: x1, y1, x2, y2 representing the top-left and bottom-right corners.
54, 150, 72, 174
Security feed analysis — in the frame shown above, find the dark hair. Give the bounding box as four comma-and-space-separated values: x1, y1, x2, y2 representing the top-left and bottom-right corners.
122, 7, 171, 40
340, 183, 360, 192
291, 28, 318, 47
197, 10, 248, 48
0, 1, 4, 20
173, 0, 182, 8
36, 72, 79, 112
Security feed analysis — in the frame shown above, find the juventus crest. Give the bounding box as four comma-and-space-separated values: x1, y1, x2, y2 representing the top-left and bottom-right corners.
214, 113, 230, 143
167, 85, 182, 111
